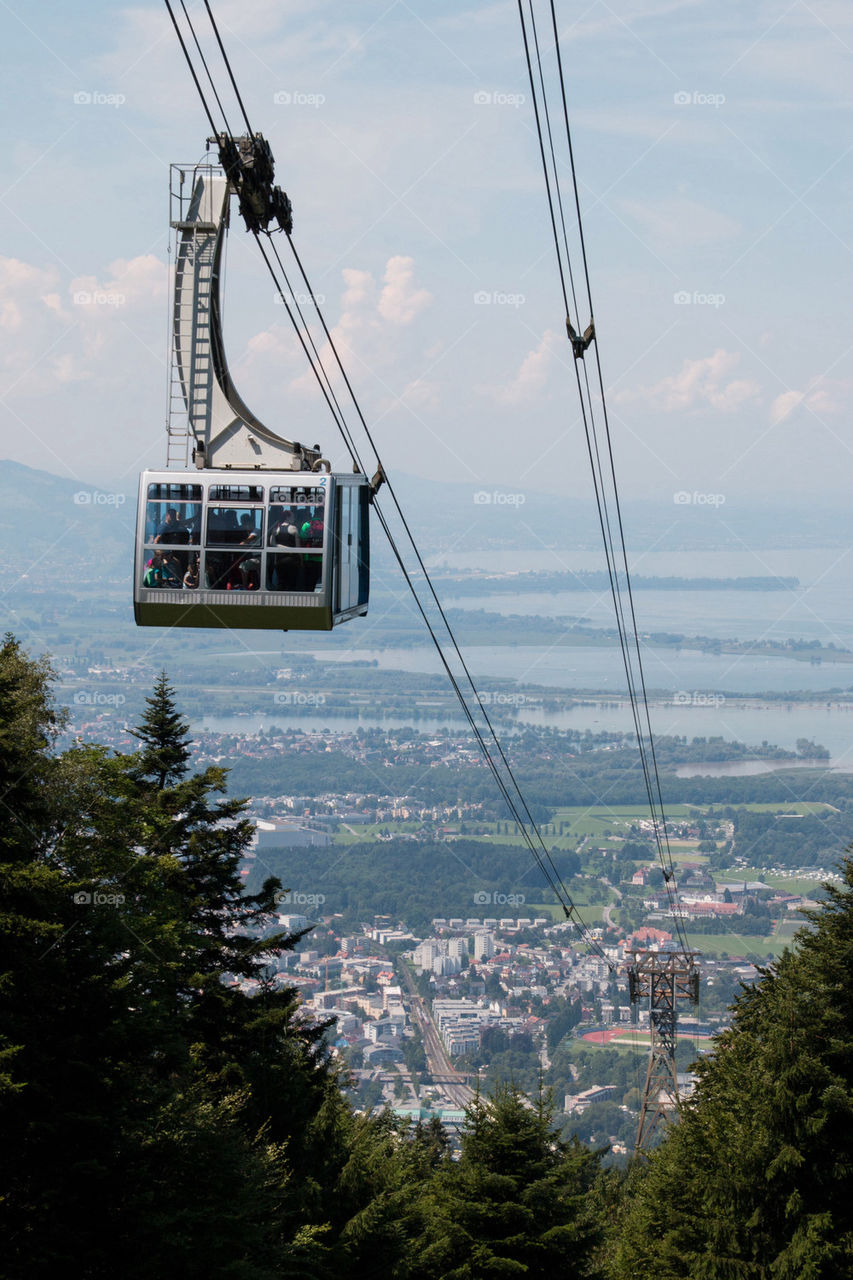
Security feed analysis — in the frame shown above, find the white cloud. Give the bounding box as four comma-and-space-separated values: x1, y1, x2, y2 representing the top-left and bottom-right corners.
231, 256, 436, 445
69, 254, 167, 313
0, 258, 71, 394
378, 256, 432, 326
771, 381, 848, 424
489, 329, 562, 406
615, 348, 760, 413
770, 389, 804, 425
0, 253, 168, 401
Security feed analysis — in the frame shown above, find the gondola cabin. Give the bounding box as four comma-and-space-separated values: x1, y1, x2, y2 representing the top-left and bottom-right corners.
134, 470, 369, 630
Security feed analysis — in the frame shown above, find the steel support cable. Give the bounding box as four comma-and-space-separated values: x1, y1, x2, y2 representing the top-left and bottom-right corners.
548, 1, 678, 885
514, 3, 665, 914
278, 235, 603, 955
518, 0, 663, 853
570, 332, 680, 920
575, 357, 687, 942
266, 237, 371, 467
577, 354, 671, 874
251, 236, 362, 463
546, 0, 683, 894
163, 0, 222, 139
547, 0, 690, 948
252, 236, 608, 959
516, 0, 570, 318
519, 0, 690, 946
178, 0, 236, 139
525, 0, 582, 328
202, 0, 255, 137
369, 501, 595, 943
263, 251, 607, 961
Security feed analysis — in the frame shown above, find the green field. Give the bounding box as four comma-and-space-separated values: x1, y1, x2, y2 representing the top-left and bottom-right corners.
683, 932, 785, 959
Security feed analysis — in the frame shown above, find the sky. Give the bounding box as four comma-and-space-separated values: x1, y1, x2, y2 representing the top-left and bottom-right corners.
1, 0, 852, 507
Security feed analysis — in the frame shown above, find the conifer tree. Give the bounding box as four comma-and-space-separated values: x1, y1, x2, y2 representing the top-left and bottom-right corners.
130, 668, 192, 787
0, 638, 132, 1276
410, 1082, 605, 1278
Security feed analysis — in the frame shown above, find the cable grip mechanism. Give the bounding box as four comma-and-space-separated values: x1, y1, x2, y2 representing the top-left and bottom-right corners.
566, 316, 595, 360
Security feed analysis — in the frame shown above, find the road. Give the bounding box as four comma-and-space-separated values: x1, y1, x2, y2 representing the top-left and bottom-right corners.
602, 879, 622, 930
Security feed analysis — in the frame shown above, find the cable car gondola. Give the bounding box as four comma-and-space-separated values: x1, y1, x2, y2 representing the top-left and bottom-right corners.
135, 468, 368, 630
133, 148, 370, 632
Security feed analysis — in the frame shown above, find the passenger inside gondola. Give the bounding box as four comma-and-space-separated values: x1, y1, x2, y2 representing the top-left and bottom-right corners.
237, 515, 261, 588
154, 508, 186, 543
183, 554, 200, 589
143, 549, 182, 588
269, 507, 298, 546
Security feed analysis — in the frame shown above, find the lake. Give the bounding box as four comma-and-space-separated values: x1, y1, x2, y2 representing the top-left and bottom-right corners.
197, 546, 853, 762
429, 547, 853, 648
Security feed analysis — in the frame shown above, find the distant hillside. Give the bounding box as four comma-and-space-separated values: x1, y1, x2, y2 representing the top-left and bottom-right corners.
0, 460, 133, 570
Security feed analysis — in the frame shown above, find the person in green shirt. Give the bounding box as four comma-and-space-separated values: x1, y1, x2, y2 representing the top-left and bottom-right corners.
143, 550, 181, 588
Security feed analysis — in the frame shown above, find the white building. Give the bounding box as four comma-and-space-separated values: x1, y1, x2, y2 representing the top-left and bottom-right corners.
472, 931, 495, 961
279, 913, 309, 932
413, 939, 441, 970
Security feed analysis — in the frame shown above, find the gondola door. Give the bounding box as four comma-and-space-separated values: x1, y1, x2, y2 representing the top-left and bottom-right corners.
334, 481, 369, 622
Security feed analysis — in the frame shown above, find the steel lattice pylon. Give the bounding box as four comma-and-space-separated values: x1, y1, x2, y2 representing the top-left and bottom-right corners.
628, 949, 700, 1154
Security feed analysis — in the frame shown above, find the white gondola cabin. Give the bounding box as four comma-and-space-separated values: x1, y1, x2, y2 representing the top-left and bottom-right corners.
134, 469, 369, 630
